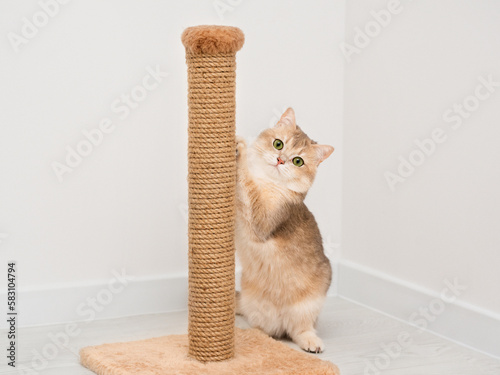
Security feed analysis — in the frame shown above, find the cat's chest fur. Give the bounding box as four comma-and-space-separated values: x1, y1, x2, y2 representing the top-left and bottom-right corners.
235, 179, 309, 300
235, 223, 302, 302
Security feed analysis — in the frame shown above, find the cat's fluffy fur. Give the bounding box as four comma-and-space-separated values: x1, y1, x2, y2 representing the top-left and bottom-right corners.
235, 108, 334, 353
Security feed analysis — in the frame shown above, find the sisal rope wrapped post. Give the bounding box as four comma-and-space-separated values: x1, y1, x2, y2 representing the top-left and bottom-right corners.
181, 25, 245, 362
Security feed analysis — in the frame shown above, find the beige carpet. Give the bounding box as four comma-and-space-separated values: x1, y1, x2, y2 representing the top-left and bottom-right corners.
80, 327, 340, 375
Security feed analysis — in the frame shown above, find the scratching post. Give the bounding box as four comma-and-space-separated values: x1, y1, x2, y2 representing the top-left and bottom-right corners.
79, 25, 340, 375
182, 25, 244, 362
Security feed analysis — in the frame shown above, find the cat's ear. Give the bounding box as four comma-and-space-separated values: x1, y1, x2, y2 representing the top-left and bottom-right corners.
314, 145, 334, 164
275, 107, 296, 129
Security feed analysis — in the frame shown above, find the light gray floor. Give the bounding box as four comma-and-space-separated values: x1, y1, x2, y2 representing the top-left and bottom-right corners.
2, 296, 500, 374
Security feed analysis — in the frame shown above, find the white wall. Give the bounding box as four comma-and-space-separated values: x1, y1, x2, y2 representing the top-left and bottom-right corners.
2, 0, 499, 358
342, 0, 500, 320
0, 0, 344, 325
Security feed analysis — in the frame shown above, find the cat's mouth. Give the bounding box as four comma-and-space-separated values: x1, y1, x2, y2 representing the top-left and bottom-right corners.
265, 162, 281, 175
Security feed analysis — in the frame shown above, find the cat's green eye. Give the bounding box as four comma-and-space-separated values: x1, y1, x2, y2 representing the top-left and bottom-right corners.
292, 157, 304, 167
273, 139, 284, 150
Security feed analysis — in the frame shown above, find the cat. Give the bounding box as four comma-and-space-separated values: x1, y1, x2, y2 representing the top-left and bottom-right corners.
235, 107, 334, 353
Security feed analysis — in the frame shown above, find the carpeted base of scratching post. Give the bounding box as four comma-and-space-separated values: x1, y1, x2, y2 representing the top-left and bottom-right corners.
80, 328, 339, 375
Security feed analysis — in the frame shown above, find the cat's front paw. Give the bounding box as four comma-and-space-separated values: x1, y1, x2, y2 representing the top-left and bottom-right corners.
294, 331, 325, 354
235, 136, 247, 159
235, 290, 243, 316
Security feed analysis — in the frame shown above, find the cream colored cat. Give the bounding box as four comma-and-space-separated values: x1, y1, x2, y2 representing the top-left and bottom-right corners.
235, 107, 334, 353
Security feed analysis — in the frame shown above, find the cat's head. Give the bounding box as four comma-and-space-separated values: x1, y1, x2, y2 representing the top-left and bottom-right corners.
248, 108, 334, 193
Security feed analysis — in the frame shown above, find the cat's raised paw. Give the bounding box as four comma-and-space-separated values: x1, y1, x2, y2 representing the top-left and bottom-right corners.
235, 136, 247, 158
295, 331, 324, 354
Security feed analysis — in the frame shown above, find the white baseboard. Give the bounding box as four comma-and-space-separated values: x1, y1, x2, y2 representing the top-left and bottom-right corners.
3, 272, 187, 327
338, 259, 500, 359
2, 269, 244, 328
5, 261, 500, 359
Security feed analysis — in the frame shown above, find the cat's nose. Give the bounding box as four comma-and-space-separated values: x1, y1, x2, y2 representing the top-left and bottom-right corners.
277, 157, 285, 165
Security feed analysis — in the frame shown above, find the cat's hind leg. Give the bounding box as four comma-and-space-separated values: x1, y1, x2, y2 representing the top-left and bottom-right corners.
284, 297, 326, 353
290, 329, 324, 353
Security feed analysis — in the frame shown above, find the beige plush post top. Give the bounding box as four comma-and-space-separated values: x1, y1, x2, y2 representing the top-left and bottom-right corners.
181, 25, 245, 54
